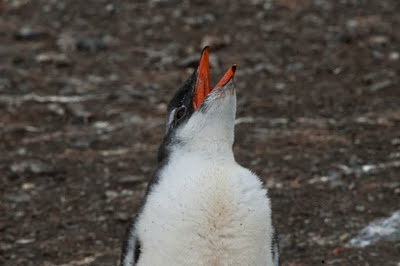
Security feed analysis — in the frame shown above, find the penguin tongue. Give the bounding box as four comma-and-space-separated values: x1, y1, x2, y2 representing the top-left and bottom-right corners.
193, 47, 211, 110
193, 47, 237, 110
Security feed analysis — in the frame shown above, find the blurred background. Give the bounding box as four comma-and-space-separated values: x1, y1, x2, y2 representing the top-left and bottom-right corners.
1, 0, 399, 265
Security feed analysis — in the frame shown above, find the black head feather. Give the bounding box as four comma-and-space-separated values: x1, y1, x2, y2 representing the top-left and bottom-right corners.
158, 69, 198, 163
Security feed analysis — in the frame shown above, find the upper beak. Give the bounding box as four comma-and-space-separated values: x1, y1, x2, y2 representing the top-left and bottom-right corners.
193, 47, 211, 110
193, 47, 236, 110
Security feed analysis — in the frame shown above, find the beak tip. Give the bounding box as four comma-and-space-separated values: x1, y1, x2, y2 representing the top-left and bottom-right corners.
232, 64, 237, 73
202, 46, 210, 53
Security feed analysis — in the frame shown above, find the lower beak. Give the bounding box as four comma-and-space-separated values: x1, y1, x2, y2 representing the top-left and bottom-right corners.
193, 47, 236, 110
213, 64, 236, 89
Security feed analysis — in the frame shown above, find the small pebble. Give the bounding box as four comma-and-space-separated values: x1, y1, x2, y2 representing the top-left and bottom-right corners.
76, 38, 108, 52
22, 183, 35, 190
115, 212, 130, 222
105, 3, 115, 13
15, 26, 48, 41
11, 160, 54, 175
368, 35, 389, 46
6, 192, 31, 203
389, 52, 399, 61
118, 175, 144, 185
356, 205, 366, 212
47, 103, 65, 116
184, 13, 216, 28
36, 53, 71, 67
16, 238, 35, 245
105, 190, 118, 200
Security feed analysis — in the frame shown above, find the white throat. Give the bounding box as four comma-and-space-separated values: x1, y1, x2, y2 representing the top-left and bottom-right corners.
172, 88, 237, 159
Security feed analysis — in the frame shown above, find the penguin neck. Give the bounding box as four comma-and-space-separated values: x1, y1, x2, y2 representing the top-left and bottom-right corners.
158, 119, 236, 165
177, 120, 235, 161
177, 139, 235, 162
159, 136, 235, 165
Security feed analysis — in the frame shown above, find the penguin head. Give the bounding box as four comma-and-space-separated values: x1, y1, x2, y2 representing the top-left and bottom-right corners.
159, 47, 237, 161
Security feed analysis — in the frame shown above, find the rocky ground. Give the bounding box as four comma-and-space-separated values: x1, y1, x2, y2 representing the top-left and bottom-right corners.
1, 0, 399, 265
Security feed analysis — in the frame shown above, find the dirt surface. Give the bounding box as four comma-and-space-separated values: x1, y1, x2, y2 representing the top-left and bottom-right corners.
1, 0, 400, 265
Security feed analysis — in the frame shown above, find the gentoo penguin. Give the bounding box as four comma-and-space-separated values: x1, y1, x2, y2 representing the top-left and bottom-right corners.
120, 47, 280, 266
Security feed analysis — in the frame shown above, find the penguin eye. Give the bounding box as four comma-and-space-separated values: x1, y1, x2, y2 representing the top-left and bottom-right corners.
174, 106, 187, 121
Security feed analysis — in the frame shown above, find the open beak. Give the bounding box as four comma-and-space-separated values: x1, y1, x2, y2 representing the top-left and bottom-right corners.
193, 47, 236, 110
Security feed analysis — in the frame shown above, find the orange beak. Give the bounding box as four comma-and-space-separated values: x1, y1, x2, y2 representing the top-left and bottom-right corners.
193, 47, 211, 110
193, 47, 237, 110
213, 64, 236, 90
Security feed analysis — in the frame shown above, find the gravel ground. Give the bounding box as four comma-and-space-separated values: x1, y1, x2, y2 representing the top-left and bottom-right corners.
1, 0, 399, 265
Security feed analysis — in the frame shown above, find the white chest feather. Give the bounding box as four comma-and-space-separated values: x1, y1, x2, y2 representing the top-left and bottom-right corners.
134, 154, 274, 266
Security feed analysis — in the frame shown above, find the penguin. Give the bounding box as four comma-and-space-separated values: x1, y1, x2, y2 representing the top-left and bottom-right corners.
120, 47, 280, 266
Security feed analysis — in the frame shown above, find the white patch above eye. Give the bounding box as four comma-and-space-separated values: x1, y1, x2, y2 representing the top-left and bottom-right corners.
166, 108, 176, 132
